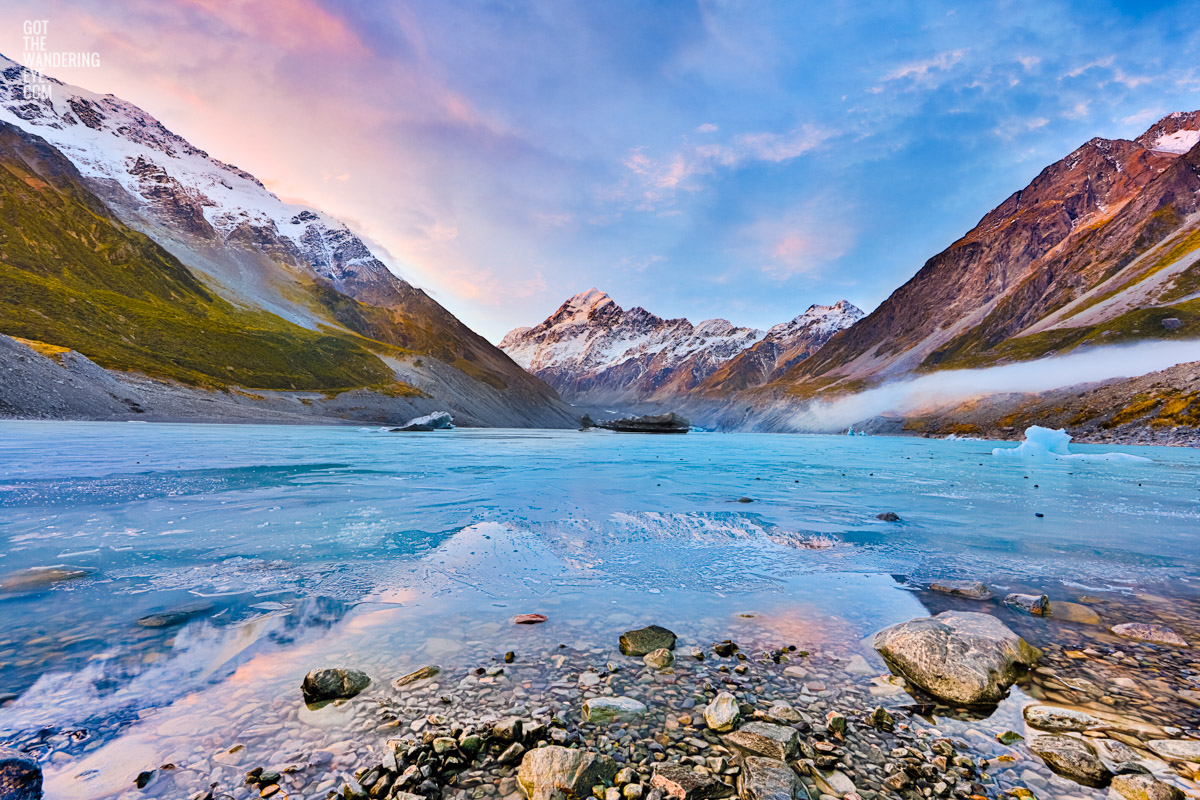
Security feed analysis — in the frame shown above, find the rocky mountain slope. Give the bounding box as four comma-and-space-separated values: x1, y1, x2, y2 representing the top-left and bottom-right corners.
500, 290, 861, 402
0, 55, 573, 427
789, 111, 1200, 394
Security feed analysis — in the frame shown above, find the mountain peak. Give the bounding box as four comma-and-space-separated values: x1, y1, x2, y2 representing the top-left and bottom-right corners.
1136, 110, 1200, 154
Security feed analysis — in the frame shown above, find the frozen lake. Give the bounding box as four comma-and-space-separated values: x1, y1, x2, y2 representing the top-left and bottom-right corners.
0, 422, 1197, 799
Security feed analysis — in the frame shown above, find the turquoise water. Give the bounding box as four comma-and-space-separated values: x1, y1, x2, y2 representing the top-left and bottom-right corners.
0, 422, 1198, 798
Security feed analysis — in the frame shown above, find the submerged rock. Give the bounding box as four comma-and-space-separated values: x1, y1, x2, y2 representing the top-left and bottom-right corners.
704, 692, 740, 732
737, 756, 801, 800
872, 611, 1040, 705
651, 763, 733, 800
582, 696, 648, 724
1050, 601, 1101, 625
1111, 623, 1189, 647
1111, 774, 1185, 800
513, 614, 548, 625
643, 648, 674, 670
722, 721, 800, 761
136, 601, 214, 628
1023, 705, 1098, 732
0, 746, 41, 800
619, 625, 676, 656
300, 668, 370, 703
876, 511, 901, 522
0, 565, 96, 594
395, 665, 442, 688
929, 580, 991, 600
1028, 735, 1112, 787
517, 746, 617, 800
1004, 593, 1050, 615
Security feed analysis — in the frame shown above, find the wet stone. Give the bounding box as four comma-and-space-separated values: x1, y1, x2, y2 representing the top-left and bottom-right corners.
620, 626, 677, 657
1111, 623, 1189, 647
1022, 705, 1097, 732
704, 693, 740, 732
928, 581, 991, 600
1146, 739, 1200, 762
722, 722, 799, 761
396, 665, 442, 688
1111, 773, 1185, 800
737, 757, 802, 800
301, 667, 371, 703
1004, 593, 1050, 616
650, 763, 734, 800
0, 746, 41, 800
1028, 734, 1112, 788
583, 697, 648, 724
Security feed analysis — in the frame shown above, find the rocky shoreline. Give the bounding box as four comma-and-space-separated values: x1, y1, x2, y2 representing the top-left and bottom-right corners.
8, 586, 1191, 800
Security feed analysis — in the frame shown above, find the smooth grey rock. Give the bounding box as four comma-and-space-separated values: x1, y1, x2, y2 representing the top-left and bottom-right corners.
135, 601, 214, 628
1147, 739, 1200, 762
1112, 624, 1189, 647
1023, 705, 1098, 732
872, 611, 1040, 705
766, 703, 804, 725
620, 626, 677, 656
301, 668, 370, 703
721, 722, 800, 761
738, 757, 804, 800
517, 746, 618, 800
643, 648, 675, 670
1028, 735, 1111, 787
0, 746, 41, 800
929, 580, 991, 600
582, 696, 648, 724
704, 692, 740, 732
1161, 318, 1183, 331
1111, 774, 1185, 800
808, 768, 855, 797
650, 763, 733, 800
1004, 593, 1050, 615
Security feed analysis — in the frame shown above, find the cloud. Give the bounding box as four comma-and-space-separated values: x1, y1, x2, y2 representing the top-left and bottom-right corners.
615, 125, 833, 209
882, 49, 966, 83
736, 201, 854, 282
696, 122, 718, 133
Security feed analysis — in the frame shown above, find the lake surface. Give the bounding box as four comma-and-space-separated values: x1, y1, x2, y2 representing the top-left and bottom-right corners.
0, 422, 1197, 800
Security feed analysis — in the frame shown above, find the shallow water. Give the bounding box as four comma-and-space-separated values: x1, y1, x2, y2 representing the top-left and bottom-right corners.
0, 422, 1198, 799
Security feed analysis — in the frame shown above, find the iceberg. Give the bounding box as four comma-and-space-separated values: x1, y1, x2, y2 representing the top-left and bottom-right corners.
992, 426, 1149, 462
390, 411, 454, 432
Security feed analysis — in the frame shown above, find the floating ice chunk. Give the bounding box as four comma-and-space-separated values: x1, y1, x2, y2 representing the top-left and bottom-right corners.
992, 426, 1149, 462
391, 411, 455, 432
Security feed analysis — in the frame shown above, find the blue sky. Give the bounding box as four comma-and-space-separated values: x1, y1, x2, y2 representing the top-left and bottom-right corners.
7, 0, 1200, 340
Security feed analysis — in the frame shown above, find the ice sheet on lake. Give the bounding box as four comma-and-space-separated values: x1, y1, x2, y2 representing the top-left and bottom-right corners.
992, 425, 1151, 462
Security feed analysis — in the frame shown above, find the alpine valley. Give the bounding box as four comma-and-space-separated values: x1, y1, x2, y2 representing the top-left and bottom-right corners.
503, 112, 1200, 443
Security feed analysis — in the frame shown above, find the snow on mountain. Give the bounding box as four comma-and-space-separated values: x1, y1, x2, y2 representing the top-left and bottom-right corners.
0, 54, 394, 297
500, 290, 861, 402
1134, 110, 1200, 155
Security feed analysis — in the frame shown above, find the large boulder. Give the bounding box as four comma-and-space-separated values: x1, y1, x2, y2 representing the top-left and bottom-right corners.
929, 580, 991, 600
0, 746, 41, 800
301, 668, 371, 703
721, 722, 799, 761
517, 746, 618, 800
737, 757, 803, 800
872, 611, 1040, 705
1028, 735, 1112, 787
619, 625, 677, 656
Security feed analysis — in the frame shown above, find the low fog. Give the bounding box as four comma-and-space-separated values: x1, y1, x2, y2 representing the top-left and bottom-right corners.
788, 339, 1200, 432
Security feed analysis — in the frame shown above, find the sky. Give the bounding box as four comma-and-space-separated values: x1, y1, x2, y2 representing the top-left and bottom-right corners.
4, 1, 1200, 342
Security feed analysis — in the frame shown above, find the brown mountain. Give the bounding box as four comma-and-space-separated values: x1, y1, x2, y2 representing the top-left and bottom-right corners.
786, 111, 1200, 391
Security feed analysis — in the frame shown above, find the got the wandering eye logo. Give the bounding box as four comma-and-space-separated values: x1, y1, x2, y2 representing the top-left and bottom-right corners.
21, 20, 101, 101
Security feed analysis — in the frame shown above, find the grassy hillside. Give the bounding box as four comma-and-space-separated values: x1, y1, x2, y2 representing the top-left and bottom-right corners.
0, 123, 403, 392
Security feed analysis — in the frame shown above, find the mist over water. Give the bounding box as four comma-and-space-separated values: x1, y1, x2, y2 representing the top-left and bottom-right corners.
788, 339, 1200, 432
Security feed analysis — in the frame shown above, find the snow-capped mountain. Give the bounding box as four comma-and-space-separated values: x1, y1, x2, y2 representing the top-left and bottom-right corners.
699, 300, 865, 391
499, 290, 861, 402
0, 54, 573, 427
